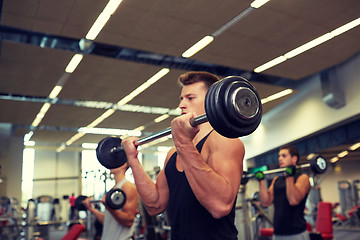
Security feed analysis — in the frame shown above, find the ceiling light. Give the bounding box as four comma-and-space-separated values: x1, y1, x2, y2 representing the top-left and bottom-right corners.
253, 17, 360, 72
66, 132, 85, 146
284, 33, 334, 59
254, 56, 286, 73
103, 0, 123, 15
31, 117, 42, 127
117, 68, 170, 105
330, 156, 339, 163
261, 89, 293, 104
332, 17, 360, 36
39, 103, 51, 115
182, 36, 214, 58
49, 86, 62, 99
154, 114, 170, 123
349, 142, 360, 151
86, 0, 123, 40
78, 127, 141, 136
82, 143, 98, 149
337, 150, 348, 158
24, 131, 34, 142
56, 145, 66, 153
250, 0, 271, 8
306, 153, 316, 160
133, 126, 145, 131
65, 54, 83, 73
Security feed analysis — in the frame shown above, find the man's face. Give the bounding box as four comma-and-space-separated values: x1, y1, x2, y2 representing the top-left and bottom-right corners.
178, 81, 207, 116
278, 149, 297, 168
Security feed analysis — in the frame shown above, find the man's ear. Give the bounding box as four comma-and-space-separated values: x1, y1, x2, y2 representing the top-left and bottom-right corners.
291, 156, 298, 165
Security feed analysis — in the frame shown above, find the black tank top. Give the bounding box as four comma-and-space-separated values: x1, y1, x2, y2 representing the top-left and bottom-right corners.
273, 172, 308, 235
165, 132, 238, 240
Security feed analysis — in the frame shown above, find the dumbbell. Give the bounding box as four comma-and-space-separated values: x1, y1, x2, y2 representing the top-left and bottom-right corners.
96, 76, 263, 169
75, 188, 127, 210
241, 154, 327, 184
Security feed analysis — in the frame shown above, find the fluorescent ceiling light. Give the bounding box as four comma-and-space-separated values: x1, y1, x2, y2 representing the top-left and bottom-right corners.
49, 86, 63, 99
332, 17, 360, 36
40, 103, 51, 115
154, 114, 170, 123
261, 89, 293, 104
330, 156, 339, 163
86, 0, 123, 40
337, 150, 348, 158
251, 0, 271, 8
284, 33, 334, 59
306, 153, 316, 160
182, 36, 214, 58
24, 131, 34, 142
254, 56, 286, 73
78, 127, 141, 137
253, 17, 360, 73
82, 143, 98, 149
349, 142, 360, 151
66, 132, 85, 146
65, 54, 83, 73
56, 145, 66, 153
24, 141, 35, 147
133, 126, 145, 131
117, 68, 170, 105
103, 0, 123, 15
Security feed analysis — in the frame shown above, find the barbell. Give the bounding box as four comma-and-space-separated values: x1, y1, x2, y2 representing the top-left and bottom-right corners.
75, 188, 127, 210
241, 154, 327, 184
96, 76, 263, 169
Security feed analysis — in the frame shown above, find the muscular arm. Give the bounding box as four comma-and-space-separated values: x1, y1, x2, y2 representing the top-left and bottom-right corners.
286, 174, 311, 206
175, 131, 244, 219
122, 137, 170, 216
258, 177, 276, 207
104, 183, 139, 227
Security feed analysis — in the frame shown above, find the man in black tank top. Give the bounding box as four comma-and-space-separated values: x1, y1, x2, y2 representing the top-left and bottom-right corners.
121, 71, 245, 240
255, 145, 311, 240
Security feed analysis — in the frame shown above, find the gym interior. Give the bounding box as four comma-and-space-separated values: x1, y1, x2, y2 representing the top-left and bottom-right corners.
1, 0, 360, 239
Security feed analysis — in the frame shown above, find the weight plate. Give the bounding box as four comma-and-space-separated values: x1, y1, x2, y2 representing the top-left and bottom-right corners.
74, 195, 87, 211
105, 188, 127, 209
310, 155, 327, 174
96, 137, 127, 169
206, 76, 262, 138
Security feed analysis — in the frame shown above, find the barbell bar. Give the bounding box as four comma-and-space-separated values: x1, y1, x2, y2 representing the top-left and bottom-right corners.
242, 154, 327, 183
96, 76, 263, 169
75, 188, 127, 210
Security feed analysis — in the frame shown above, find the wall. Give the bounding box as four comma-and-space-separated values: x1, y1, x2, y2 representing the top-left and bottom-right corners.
241, 52, 360, 160
0, 123, 23, 201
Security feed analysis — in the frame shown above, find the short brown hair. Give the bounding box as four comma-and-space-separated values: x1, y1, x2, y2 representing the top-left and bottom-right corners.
280, 145, 300, 164
178, 71, 220, 89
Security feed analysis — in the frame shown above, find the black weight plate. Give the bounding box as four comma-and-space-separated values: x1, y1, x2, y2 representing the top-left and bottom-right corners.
96, 137, 127, 169
105, 188, 127, 209
74, 195, 87, 211
206, 78, 234, 138
222, 77, 262, 137
310, 155, 327, 174
212, 76, 261, 137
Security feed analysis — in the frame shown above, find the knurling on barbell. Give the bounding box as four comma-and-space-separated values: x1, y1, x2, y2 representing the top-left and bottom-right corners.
96, 76, 262, 169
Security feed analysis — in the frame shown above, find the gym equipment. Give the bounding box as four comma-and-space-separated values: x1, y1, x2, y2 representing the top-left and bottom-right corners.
243, 155, 327, 182
74, 188, 126, 210
96, 76, 262, 169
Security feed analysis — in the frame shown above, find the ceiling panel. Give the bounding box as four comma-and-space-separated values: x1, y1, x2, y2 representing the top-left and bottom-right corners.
0, 0, 359, 155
